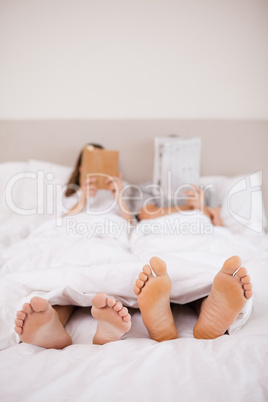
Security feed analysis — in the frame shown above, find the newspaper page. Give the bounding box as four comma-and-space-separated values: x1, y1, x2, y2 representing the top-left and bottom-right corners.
153, 136, 201, 202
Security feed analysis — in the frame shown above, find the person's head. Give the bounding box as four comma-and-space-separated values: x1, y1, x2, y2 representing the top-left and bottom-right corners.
65, 143, 104, 197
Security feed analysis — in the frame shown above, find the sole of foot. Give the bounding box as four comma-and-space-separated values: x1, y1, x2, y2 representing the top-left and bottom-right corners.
134, 256, 178, 342
91, 292, 132, 345
193, 255, 253, 339
14, 297, 72, 349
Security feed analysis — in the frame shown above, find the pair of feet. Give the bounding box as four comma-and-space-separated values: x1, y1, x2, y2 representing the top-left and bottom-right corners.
14, 256, 252, 348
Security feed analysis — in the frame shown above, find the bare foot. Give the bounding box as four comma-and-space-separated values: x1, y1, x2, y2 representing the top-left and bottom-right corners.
14, 297, 72, 349
91, 293, 132, 345
193, 256, 253, 339
134, 257, 178, 342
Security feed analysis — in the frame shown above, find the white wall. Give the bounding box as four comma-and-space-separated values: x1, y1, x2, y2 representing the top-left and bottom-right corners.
0, 0, 267, 119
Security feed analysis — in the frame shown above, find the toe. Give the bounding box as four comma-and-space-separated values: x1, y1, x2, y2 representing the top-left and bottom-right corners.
14, 326, 22, 335
135, 279, 145, 289
134, 285, 141, 295
243, 283, 253, 291
113, 302, 123, 312
221, 255, 242, 275
142, 264, 152, 277
150, 256, 167, 276
241, 275, 251, 284
30, 297, 50, 313
123, 313, 131, 323
139, 272, 148, 282
119, 307, 128, 317
107, 297, 116, 308
22, 303, 33, 314
15, 319, 23, 327
16, 311, 26, 320
244, 290, 253, 299
92, 293, 108, 308
236, 267, 248, 279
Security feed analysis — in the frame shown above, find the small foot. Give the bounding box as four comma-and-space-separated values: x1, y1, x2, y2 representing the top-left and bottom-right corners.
91, 293, 131, 345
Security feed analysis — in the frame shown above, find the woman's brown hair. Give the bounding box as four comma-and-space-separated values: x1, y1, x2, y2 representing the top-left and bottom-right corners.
65, 143, 104, 197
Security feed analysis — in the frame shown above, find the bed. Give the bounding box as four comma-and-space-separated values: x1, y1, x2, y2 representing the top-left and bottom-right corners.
0, 159, 268, 402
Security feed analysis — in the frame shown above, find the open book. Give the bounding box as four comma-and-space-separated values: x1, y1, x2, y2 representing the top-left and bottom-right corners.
80, 146, 119, 189
153, 136, 201, 200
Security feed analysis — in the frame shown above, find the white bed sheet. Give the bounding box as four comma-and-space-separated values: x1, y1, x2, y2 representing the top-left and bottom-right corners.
0, 213, 267, 401
0, 310, 267, 402
0, 161, 268, 401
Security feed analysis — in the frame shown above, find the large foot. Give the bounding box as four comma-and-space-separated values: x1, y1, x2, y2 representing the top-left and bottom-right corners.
193, 256, 253, 339
91, 293, 131, 345
14, 297, 72, 349
134, 257, 178, 342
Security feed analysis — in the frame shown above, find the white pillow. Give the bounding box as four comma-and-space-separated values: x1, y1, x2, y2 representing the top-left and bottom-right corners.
130, 174, 266, 235
2, 160, 73, 221
199, 172, 266, 235
1, 162, 266, 235
21, 159, 73, 216
28, 159, 72, 184
0, 161, 28, 215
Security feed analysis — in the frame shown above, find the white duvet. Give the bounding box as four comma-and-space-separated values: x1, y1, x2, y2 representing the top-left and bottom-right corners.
1, 162, 268, 401
1, 211, 266, 351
